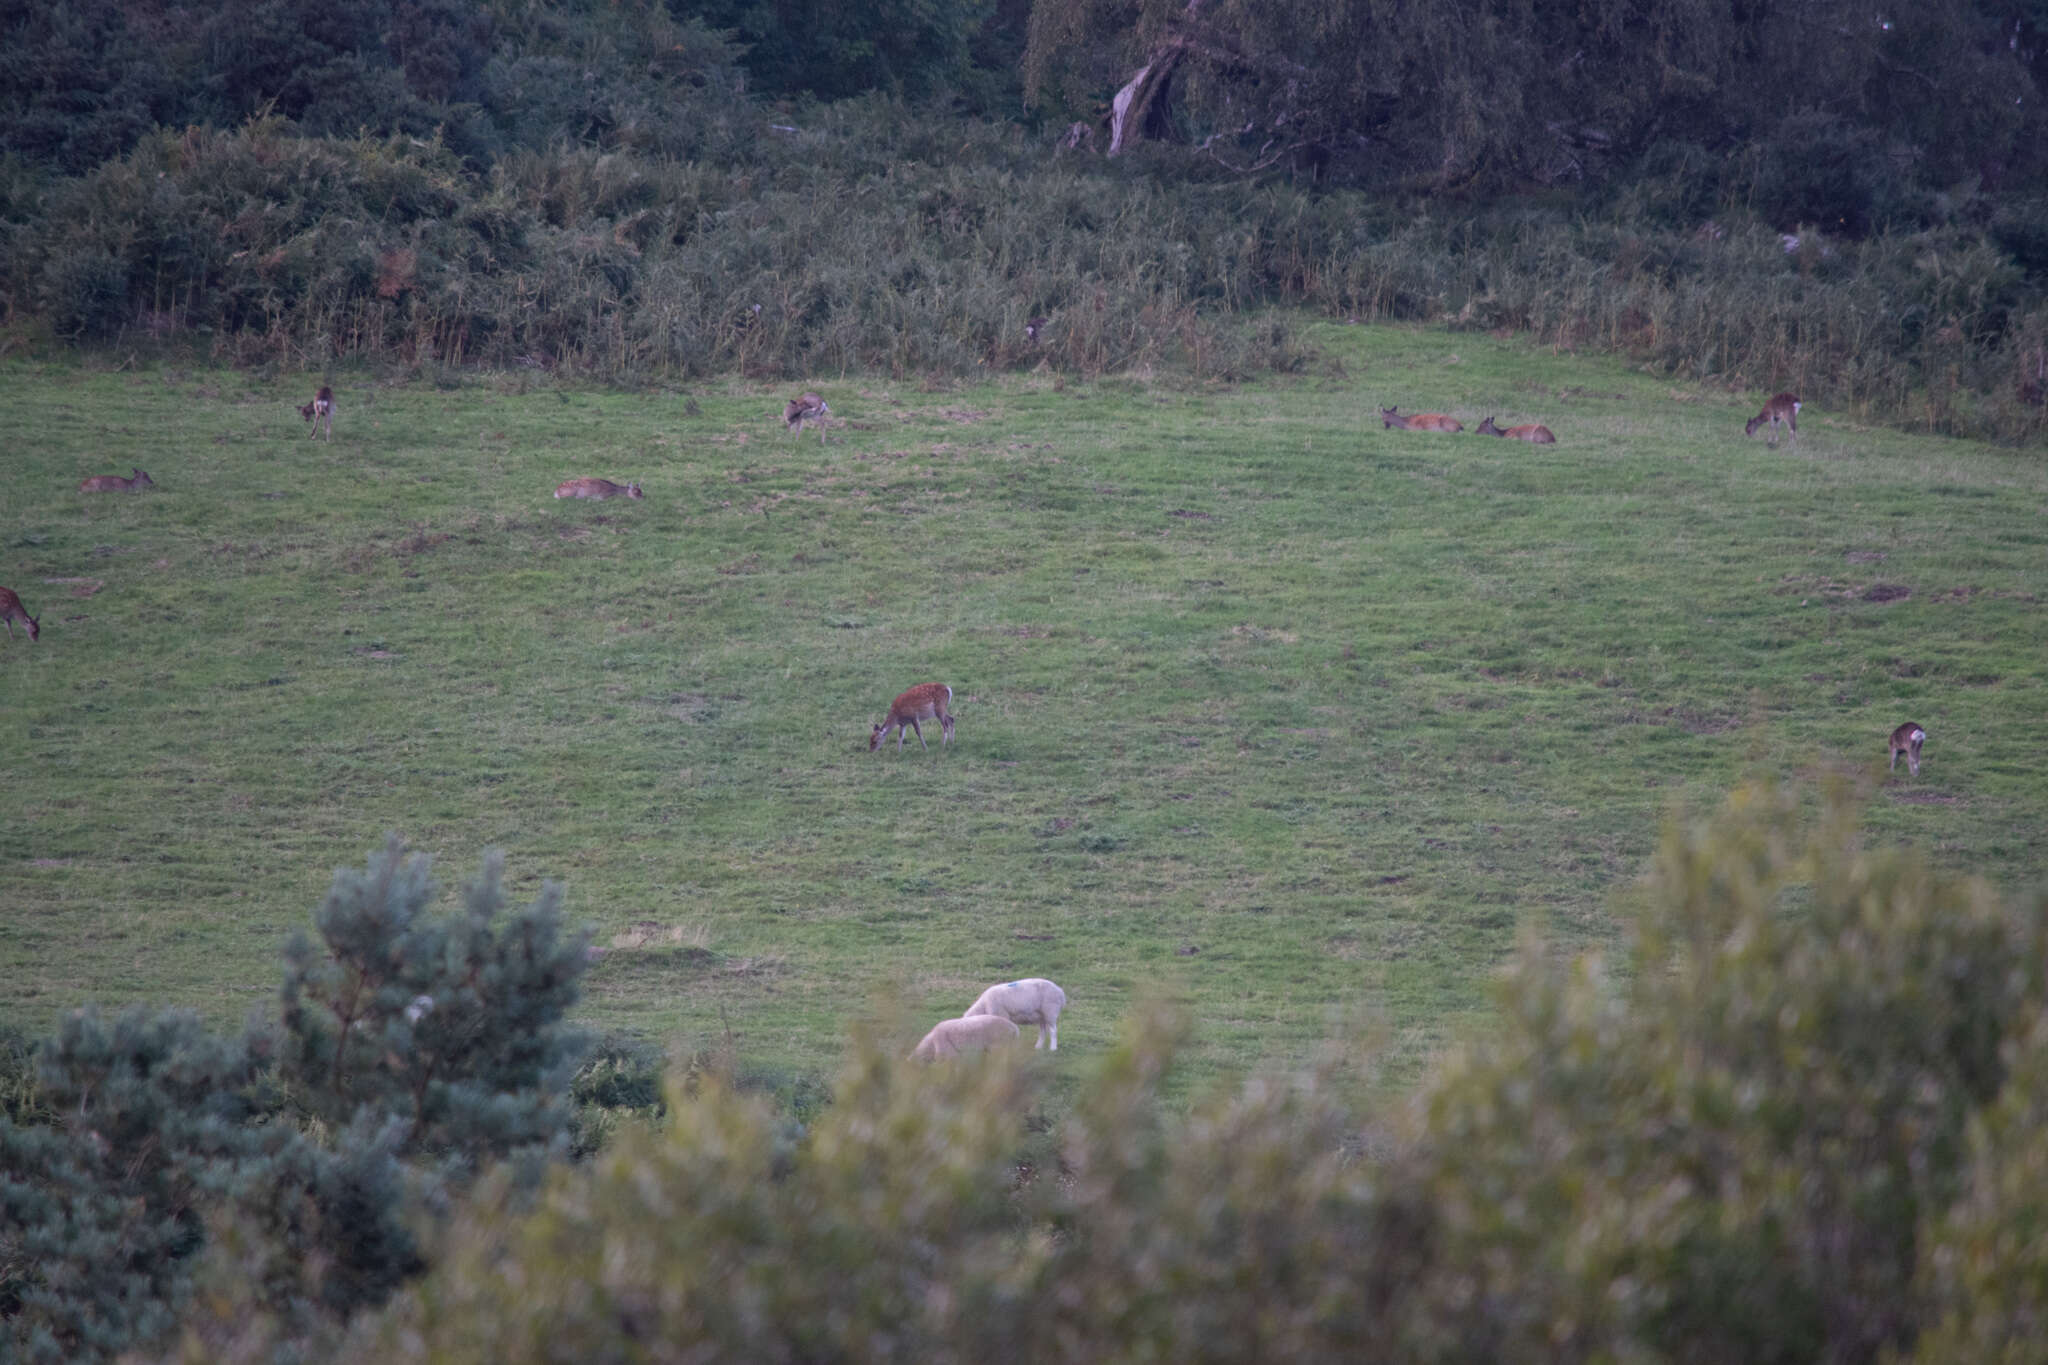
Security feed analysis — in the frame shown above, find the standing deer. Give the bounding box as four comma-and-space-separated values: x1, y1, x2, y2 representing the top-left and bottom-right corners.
871, 683, 955, 751
300, 386, 335, 440
0, 586, 38, 642
1889, 722, 1927, 777
1476, 415, 1557, 444
785, 393, 830, 443
1745, 392, 1800, 446
79, 468, 154, 493
554, 478, 643, 500
1380, 406, 1463, 433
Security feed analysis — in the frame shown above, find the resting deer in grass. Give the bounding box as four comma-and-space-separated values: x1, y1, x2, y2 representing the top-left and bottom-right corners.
785, 392, 830, 443
872, 683, 955, 751
1476, 415, 1557, 444
554, 477, 643, 500
79, 468, 153, 493
0, 587, 39, 643
299, 386, 335, 440
1745, 392, 1800, 446
1889, 721, 1926, 777
1380, 406, 1463, 433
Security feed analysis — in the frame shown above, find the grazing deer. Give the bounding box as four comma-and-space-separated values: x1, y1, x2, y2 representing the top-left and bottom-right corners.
0, 586, 38, 642
79, 468, 154, 493
1889, 721, 1927, 777
785, 393, 830, 443
299, 386, 335, 439
1476, 415, 1557, 444
554, 477, 643, 500
1380, 406, 1463, 433
1745, 392, 1800, 446
872, 683, 955, 752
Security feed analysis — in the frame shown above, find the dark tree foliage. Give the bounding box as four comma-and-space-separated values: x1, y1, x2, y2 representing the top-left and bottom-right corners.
0, 840, 592, 1364
0, 0, 746, 173
278, 836, 592, 1170
1024, 0, 2048, 207
0, 1010, 273, 1362
680, 0, 996, 101
0, 0, 185, 174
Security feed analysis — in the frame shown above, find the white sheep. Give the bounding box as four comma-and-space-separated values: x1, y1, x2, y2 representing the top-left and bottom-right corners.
963, 977, 1066, 1051
911, 1013, 1021, 1060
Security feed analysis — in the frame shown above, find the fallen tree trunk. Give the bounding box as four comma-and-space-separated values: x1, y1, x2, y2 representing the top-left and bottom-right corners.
1108, 42, 1183, 154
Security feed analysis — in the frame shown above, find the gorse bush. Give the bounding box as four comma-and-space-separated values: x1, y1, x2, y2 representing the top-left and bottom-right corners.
354, 782, 2048, 1364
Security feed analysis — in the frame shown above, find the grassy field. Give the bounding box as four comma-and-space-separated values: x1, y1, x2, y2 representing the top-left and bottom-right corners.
3, 323, 2044, 1098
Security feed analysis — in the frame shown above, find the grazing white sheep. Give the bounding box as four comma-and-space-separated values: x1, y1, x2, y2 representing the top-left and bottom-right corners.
911, 1014, 1021, 1061
963, 977, 1066, 1051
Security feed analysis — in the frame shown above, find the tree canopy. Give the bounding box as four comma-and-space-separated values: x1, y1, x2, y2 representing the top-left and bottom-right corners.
1023, 0, 2048, 194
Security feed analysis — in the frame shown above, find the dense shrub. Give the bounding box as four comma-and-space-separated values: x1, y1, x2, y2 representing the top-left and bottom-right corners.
0, 839, 592, 1364
11, 111, 2044, 442
1754, 110, 1891, 237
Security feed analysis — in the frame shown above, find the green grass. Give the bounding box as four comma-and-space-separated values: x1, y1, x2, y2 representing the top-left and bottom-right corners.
3, 323, 2044, 1097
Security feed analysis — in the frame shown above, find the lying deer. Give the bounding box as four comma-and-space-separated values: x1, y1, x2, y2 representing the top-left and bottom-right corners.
554, 478, 643, 500
299, 386, 335, 440
1380, 406, 1462, 433
1476, 415, 1557, 444
872, 683, 955, 751
79, 468, 154, 493
785, 392, 830, 443
0, 586, 39, 642
1889, 721, 1926, 777
1745, 392, 1800, 446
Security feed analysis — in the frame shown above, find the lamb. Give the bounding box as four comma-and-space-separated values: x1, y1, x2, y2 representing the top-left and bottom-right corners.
963, 977, 1066, 1051
911, 1014, 1020, 1060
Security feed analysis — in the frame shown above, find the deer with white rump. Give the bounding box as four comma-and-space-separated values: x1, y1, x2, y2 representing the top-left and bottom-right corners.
1889, 721, 1926, 777
1745, 392, 1800, 446
299, 386, 335, 440
871, 682, 954, 751
785, 392, 830, 443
